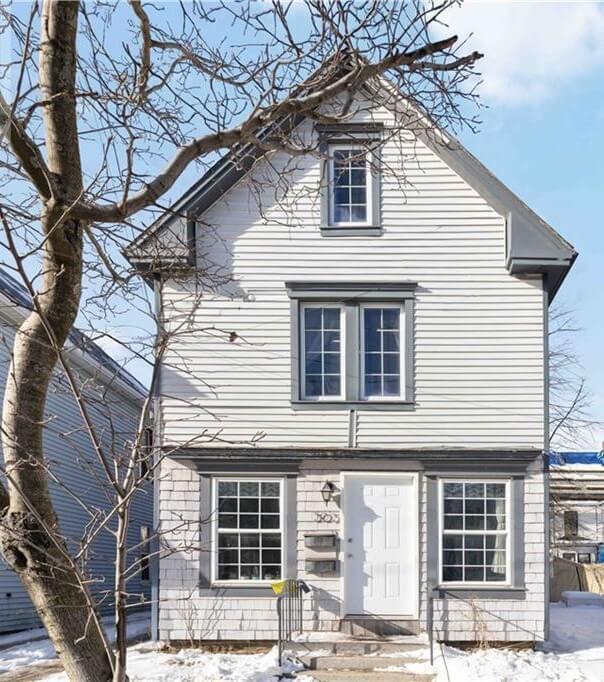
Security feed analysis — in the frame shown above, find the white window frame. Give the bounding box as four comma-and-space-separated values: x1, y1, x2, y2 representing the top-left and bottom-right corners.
359, 302, 405, 401
438, 478, 511, 587
328, 144, 373, 227
211, 477, 285, 585
300, 302, 346, 401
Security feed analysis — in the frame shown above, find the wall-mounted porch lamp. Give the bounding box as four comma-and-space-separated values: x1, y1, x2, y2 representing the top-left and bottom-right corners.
321, 480, 339, 505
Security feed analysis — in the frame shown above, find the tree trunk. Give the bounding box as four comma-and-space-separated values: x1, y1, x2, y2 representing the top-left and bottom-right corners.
0, 2, 114, 679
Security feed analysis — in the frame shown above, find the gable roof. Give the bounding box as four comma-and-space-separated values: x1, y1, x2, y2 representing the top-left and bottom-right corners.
124, 77, 577, 302
0, 268, 146, 399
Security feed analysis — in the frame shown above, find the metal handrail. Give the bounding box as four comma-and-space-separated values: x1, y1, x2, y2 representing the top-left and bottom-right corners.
276, 579, 310, 666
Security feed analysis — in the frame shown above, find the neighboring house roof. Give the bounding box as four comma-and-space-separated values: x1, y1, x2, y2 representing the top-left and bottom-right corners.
124, 65, 577, 301
0, 268, 147, 399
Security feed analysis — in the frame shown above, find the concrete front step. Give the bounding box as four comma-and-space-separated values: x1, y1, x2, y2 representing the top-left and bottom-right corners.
288, 634, 427, 657
310, 654, 423, 671
300, 672, 435, 682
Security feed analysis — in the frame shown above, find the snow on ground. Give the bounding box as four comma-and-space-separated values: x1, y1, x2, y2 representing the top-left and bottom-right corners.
3, 603, 604, 680
42, 644, 307, 682
0, 611, 150, 675
422, 603, 604, 681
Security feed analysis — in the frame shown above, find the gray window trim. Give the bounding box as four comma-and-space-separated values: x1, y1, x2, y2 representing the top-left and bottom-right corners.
199, 473, 297, 596
427, 476, 525, 598
288, 284, 416, 406
318, 127, 382, 232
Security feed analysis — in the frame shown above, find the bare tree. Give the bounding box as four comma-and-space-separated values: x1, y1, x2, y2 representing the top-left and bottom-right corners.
0, 1, 482, 679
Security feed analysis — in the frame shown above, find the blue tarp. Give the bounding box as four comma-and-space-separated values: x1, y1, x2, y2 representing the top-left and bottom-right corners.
549, 451, 604, 466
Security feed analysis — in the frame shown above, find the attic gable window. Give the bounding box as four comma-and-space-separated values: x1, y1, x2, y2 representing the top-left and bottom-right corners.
329, 147, 371, 226
317, 124, 382, 234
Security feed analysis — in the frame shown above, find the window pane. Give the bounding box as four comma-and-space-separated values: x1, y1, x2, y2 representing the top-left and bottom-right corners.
262, 549, 281, 564
219, 514, 237, 529
350, 186, 366, 204
305, 353, 322, 374
465, 535, 484, 550
240, 482, 259, 497
324, 353, 340, 374
444, 499, 462, 514
464, 567, 484, 582
383, 376, 400, 396
444, 515, 463, 530
240, 533, 259, 547
262, 565, 281, 580
351, 205, 367, 221
241, 549, 260, 564
350, 168, 366, 185
443, 550, 462, 565
465, 550, 484, 566
365, 353, 381, 374
262, 533, 281, 547
486, 484, 506, 498
364, 375, 381, 397
443, 566, 462, 582
219, 534, 238, 548
239, 514, 259, 529
323, 331, 340, 351
240, 498, 259, 513
305, 330, 322, 353
324, 375, 341, 396
261, 482, 280, 497
219, 549, 238, 564
219, 498, 237, 512
323, 309, 340, 329
465, 483, 485, 498
382, 332, 400, 352
382, 309, 400, 329
465, 499, 484, 515
465, 515, 485, 531
261, 515, 280, 529
334, 205, 350, 223
240, 565, 260, 580
218, 565, 239, 580
443, 534, 463, 550
219, 481, 237, 497
304, 307, 322, 329
383, 353, 399, 374
261, 499, 279, 513
305, 375, 322, 397
444, 483, 463, 498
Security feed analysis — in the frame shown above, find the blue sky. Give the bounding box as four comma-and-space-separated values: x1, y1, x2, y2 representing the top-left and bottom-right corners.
444, 1, 604, 448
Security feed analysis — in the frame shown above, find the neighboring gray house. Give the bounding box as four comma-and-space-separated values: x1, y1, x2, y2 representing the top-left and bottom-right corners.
0, 269, 152, 633
126, 73, 576, 643
550, 452, 604, 564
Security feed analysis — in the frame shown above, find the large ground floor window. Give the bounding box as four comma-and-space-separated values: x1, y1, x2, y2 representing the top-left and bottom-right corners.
440, 480, 509, 584
214, 479, 283, 582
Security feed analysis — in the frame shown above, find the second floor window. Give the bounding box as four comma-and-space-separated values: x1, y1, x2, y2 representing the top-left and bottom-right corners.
329, 146, 372, 227
300, 302, 403, 401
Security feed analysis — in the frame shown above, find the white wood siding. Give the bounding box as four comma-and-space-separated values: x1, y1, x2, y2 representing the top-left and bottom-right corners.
0, 319, 151, 632
159, 105, 545, 450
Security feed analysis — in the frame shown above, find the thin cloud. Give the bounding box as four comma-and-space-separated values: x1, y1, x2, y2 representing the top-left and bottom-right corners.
443, 1, 604, 106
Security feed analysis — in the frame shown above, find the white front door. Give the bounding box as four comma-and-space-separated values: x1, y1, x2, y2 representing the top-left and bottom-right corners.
343, 474, 418, 616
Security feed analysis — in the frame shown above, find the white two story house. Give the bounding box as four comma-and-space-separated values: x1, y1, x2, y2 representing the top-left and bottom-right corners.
126, 74, 576, 644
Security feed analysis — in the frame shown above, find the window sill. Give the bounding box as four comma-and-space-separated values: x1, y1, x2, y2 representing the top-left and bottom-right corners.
434, 585, 526, 600
291, 400, 416, 411
199, 582, 279, 597
320, 225, 383, 237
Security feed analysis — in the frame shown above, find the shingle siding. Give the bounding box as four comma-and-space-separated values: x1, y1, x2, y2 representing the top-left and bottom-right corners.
157, 457, 546, 642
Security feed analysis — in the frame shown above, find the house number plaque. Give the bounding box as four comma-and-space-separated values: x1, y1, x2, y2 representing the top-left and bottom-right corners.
314, 511, 340, 523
